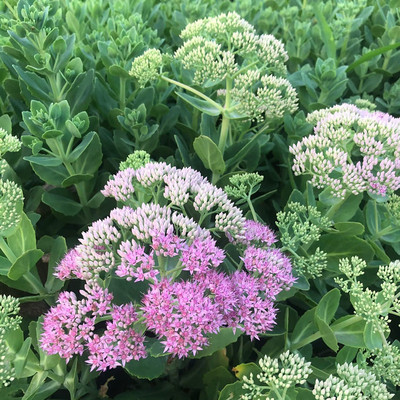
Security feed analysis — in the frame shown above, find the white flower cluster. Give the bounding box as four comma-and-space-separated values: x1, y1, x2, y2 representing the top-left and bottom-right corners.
175, 12, 297, 122
241, 351, 312, 399
313, 363, 393, 400
290, 104, 400, 198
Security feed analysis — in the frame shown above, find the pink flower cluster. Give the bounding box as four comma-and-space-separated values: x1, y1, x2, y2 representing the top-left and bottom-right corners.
290, 104, 400, 198
41, 162, 294, 370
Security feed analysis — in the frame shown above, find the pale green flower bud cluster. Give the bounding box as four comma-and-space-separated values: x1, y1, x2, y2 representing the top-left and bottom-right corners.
0, 128, 21, 158
0, 178, 24, 236
313, 362, 393, 400
336, 257, 400, 338
386, 194, 400, 225
119, 150, 151, 171
175, 12, 297, 122
0, 295, 22, 388
225, 173, 263, 200
241, 351, 312, 400
332, 0, 368, 40
276, 202, 331, 277
362, 343, 400, 387
129, 49, 163, 88
230, 72, 298, 122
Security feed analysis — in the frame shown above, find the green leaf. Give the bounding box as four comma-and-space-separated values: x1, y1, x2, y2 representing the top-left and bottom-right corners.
61, 174, 93, 187
72, 132, 102, 175
191, 328, 243, 359
14, 338, 32, 379
291, 309, 317, 347
347, 42, 400, 72
42, 190, 83, 216
22, 370, 49, 400
67, 131, 96, 163
317, 235, 374, 272
64, 358, 78, 398
0, 114, 12, 133
203, 366, 236, 398
0, 256, 12, 275
176, 92, 222, 116
8, 249, 43, 280
37, 236, 67, 292
193, 135, 225, 175
7, 213, 37, 256
218, 381, 247, 400
315, 317, 338, 352
30, 163, 69, 186
334, 222, 364, 236
314, 5, 336, 60
336, 346, 358, 365
66, 70, 95, 114
42, 130, 63, 139
316, 289, 340, 324
232, 362, 261, 380
13, 66, 51, 102
331, 315, 366, 348
125, 355, 167, 380
363, 321, 383, 350
24, 156, 62, 167
109, 64, 131, 78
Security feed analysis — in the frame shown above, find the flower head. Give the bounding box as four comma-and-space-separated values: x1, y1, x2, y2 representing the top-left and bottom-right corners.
290, 104, 400, 198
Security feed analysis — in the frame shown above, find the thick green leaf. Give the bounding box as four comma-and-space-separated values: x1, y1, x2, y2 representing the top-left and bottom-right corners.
363, 321, 383, 350
66, 70, 95, 114
61, 174, 93, 187
336, 346, 358, 365
218, 381, 247, 400
42, 129, 63, 139
13, 66, 51, 102
347, 42, 400, 72
193, 135, 225, 175
72, 132, 102, 175
125, 355, 167, 380
315, 317, 338, 352
7, 213, 37, 256
316, 289, 340, 324
334, 222, 364, 236
31, 163, 69, 186
176, 92, 222, 116
22, 370, 49, 400
67, 131, 97, 163
37, 236, 67, 292
314, 6, 336, 60
317, 234, 374, 272
291, 309, 317, 347
191, 328, 243, 359
232, 362, 261, 380
331, 316, 365, 348
109, 64, 131, 78
24, 156, 62, 167
0, 256, 12, 275
0, 114, 12, 133
8, 249, 43, 280
42, 190, 83, 216
14, 338, 32, 379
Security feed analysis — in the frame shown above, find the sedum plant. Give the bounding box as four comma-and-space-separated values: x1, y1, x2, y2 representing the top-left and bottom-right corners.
40, 152, 295, 372
129, 12, 297, 181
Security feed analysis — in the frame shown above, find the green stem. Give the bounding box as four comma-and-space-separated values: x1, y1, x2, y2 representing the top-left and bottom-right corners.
247, 196, 258, 221
19, 293, 55, 304
119, 77, 127, 110
161, 76, 223, 112
231, 61, 258, 79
